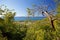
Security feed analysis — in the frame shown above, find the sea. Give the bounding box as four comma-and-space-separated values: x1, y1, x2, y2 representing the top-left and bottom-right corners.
14, 17, 45, 21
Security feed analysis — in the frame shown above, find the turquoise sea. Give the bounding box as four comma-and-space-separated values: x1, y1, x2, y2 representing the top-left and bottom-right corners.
14, 17, 45, 21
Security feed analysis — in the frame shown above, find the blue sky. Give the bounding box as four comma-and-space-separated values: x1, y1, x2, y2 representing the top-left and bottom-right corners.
0, 0, 56, 17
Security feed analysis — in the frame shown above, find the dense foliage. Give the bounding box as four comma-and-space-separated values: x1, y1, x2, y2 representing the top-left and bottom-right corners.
0, 9, 60, 40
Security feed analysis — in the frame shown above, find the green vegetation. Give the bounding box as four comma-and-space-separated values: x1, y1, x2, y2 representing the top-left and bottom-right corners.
0, 0, 60, 40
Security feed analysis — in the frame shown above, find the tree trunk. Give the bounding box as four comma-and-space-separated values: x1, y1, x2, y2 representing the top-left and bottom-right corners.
51, 20, 55, 31
44, 11, 55, 31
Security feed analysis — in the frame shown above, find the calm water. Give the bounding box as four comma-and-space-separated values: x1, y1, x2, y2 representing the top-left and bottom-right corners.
14, 17, 45, 21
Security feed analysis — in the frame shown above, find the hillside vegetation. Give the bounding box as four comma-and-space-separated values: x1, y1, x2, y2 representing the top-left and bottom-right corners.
0, 9, 60, 40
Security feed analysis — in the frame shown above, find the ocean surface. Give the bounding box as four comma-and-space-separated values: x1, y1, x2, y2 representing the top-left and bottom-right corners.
14, 17, 45, 21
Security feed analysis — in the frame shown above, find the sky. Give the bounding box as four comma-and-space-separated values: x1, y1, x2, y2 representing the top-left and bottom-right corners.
0, 0, 56, 17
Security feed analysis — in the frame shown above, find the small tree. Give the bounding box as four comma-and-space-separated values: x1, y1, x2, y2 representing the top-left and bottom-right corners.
27, 0, 56, 31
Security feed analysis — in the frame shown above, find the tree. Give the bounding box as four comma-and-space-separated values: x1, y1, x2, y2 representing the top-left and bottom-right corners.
27, 0, 56, 31
0, 5, 27, 40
